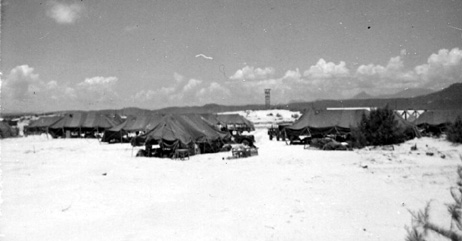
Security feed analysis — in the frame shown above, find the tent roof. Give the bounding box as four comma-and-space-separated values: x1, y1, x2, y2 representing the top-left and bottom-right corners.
139, 114, 231, 146
50, 112, 87, 129
106, 114, 164, 132
28, 116, 63, 128
286, 109, 367, 131
81, 112, 122, 129
414, 110, 462, 126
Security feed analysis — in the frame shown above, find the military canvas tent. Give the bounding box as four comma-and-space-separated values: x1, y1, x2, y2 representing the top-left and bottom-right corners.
49, 112, 88, 138
81, 112, 122, 130
414, 110, 462, 127
179, 114, 231, 142
414, 110, 462, 134
80, 112, 123, 138
0, 121, 16, 139
199, 113, 221, 126
286, 109, 420, 140
285, 109, 368, 137
132, 114, 231, 156
26, 116, 63, 135
101, 114, 164, 143
216, 114, 255, 131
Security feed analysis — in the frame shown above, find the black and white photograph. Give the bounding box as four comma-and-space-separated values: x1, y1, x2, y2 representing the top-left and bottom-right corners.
1, 0, 462, 240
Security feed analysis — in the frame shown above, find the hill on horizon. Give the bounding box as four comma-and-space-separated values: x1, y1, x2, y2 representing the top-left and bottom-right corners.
2, 82, 461, 118
351, 88, 434, 100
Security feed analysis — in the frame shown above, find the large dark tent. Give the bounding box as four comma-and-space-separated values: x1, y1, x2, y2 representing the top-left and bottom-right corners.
80, 112, 122, 137
286, 109, 420, 142
132, 114, 231, 157
101, 114, 164, 143
49, 112, 87, 138
414, 110, 462, 134
26, 116, 63, 135
285, 109, 368, 137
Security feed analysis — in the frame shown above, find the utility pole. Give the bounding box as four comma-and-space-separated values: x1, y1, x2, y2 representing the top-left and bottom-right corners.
264, 89, 271, 109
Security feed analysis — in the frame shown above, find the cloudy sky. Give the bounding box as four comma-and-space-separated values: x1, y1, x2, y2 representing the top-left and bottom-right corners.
1, 0, 462, 113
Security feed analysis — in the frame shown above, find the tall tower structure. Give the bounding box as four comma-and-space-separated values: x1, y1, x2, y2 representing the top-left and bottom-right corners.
264, 89, 271, 109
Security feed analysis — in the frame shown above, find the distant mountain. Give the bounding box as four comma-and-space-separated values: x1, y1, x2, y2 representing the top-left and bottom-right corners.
2, 83, 460, 119
411, 82, 462, 109
351, 91, 374, 99
379, 88, 434, 99
154, 103, 269, 114
288, 82, 462, 111
351, 88, 434, 100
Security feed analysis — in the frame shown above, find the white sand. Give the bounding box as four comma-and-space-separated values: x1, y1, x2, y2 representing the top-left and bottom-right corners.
1, 125, 462, 240
220, 109, 301, 126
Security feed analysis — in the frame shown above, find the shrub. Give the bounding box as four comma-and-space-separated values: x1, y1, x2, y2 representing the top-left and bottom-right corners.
406, 163, 462, 241
357, 106, 407, 146
447, 116, 462, 144
350, 127, 368, 148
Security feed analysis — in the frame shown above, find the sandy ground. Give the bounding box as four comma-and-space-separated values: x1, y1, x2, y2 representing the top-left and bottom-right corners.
220, 109, 301, 126
1, 128, 462, 241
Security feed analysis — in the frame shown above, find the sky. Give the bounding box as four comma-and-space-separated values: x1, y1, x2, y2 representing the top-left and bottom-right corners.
1, 0, 462, 113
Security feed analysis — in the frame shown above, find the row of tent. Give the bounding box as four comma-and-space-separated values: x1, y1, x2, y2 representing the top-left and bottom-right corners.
26, 112, 123, 138
26, 112, 254, 140
283, 109, 462, 139
25, 112, 255, 157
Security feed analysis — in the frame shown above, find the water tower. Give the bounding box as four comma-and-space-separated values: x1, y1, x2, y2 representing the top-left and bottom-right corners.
264, 89, 271, 109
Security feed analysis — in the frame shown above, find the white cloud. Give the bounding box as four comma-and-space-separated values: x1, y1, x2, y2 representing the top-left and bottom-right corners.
3, 65, 41, 100
303, 59, 350, 78
1, 65, 80, 112
78, 76, 118, 87
2, 66, 125, 112
4, 48, 462, 112
46, 1, 84, 24
413, 48, 462, 89
64, 87, 77, 99
133, 88, 176, 102
75, 76, 119, 106
354, 48, 462, 92
196, 82, 231, 103
230, 66, 275, 80
174, 72, 185, 83
356, 56, 404, 77
132, 74, 203, 105
183, 78, 203, 92
282, 68, 302, 80
46, 80, 58, 89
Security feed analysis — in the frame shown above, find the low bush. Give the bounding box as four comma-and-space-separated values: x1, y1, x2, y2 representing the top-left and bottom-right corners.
447, 116, 462, 144
352, 106, 407, 147
406, 163, 462, 241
